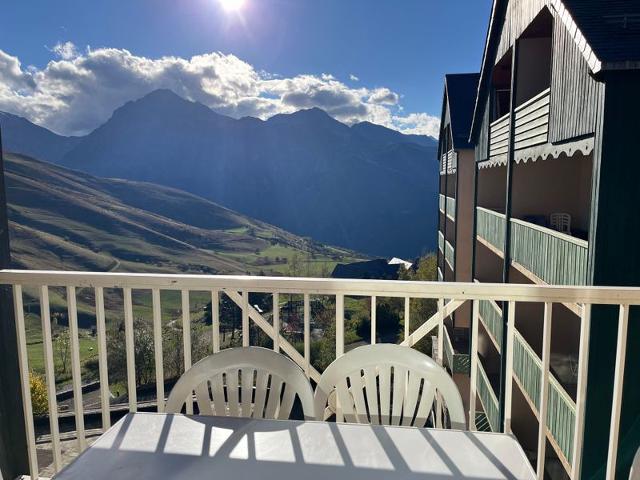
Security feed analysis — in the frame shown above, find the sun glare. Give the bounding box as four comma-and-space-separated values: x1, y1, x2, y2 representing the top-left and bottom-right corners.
219, 0, 245, 12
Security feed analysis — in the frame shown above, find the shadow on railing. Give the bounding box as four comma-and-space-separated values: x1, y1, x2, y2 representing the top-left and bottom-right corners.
0, 270, 635, 479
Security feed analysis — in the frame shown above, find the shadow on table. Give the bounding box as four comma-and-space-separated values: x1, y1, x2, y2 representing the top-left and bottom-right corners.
58, 414, 532, 479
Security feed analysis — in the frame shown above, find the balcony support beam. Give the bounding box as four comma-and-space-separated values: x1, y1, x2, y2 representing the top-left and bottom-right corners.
498, 39, 519, 434
0, 127, 30, 478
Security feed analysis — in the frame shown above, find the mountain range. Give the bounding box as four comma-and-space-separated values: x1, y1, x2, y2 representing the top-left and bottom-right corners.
1, 90, 438, 257
4, 152, 361, 274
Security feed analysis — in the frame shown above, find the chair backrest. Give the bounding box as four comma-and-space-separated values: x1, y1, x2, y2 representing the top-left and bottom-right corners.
314, 344, 465, 429
550, 212, 571, 234
166, 347, 315, 420
630, 446, 640, 480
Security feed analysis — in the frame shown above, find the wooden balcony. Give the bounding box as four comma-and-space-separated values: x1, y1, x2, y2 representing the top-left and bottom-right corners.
440, 149, 457, 175
489, 88, 551, 160
445, 196, 456, 220
477, 302, 579, 473
476, 207, 506, 254
0, 270, 635, 479
443, 326, 470, 374
476, 208, 588, 286
479, 298, 503, 351
510, 218, 588, 286
445, 239, 455, 268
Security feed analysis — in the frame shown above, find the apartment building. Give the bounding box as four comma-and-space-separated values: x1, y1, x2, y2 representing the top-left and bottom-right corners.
438, 0, 640, 478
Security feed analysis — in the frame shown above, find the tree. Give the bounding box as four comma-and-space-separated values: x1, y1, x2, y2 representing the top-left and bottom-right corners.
288, 253, 302, 277
55, 329, 70, 375
107, 318, 155, 388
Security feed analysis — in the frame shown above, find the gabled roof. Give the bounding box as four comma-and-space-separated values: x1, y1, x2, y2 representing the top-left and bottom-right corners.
444, 73, 480, 150
558, 0, 640, 71
470, 0, 640, 141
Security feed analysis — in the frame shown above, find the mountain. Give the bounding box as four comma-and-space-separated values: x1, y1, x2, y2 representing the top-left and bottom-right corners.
0, 111, 81, 164
3, 90, 439, 257
4, 152, 363, 274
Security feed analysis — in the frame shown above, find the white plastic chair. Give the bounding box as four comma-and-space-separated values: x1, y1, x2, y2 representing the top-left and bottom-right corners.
550, 212, 571, 235
314, 344, 466, 429
630, 446, 640, 480
166, 347, 315, 420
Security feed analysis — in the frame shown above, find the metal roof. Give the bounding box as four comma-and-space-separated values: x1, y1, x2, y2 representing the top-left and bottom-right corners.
470, 0, 640, 142
444, 73, 480, 150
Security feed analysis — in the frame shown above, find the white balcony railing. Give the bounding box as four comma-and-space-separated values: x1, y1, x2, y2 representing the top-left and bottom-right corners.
439, 194, 445, 213
0, 270, 635, 480
439, 150, 457, 175
489, 88, 551, 159
446, 196, 456, 220
445, 240, 455, 268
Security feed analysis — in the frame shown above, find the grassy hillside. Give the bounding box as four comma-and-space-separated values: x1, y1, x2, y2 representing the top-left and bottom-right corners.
5, 152, 364, 275
4, 152, 367, 390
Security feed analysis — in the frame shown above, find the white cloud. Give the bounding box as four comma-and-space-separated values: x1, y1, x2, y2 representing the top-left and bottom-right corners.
0, 43, 439, 138
349, 74, 359, 82
392, 113, 441, 137
368, 87, 400, 106
51, 41, 79, 60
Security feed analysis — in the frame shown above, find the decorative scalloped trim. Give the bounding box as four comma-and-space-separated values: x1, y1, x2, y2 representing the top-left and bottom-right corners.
514, 138, 594, 164
478, 137, 594, 169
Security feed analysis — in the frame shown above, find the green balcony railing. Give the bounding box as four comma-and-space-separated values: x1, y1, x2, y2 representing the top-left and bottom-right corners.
513, 331, 576, 465
445, 240, 454, 268
479, 298, 503, 351
446, 196, 456, 219
443, 326, 454, 370
439, 194, 445, 213
476, 207, 505, 253
443, 327, 470, 374
477, 358, 500, 432
510, 219, 588, 286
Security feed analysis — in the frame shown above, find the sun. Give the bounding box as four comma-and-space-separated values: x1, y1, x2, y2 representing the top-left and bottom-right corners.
219, 0, 246, 12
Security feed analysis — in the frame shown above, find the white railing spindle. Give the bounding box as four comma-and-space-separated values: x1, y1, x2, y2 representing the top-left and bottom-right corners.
211, 289, 220, 353
67, 286, 86, 450
571, 303, 591, 479
504, 300, 516, 433
437, 298, 444, 366
123, 287, 137, 412
151, 288, 164, 413
242, 290, 249, 347
536, 302, 553, 480
272, 292, 279, 352
13, 285, 39, 478
336, 294, 344, 357
371, 295, 376, 344
605, 304, 629, 480
181, 289, 193, 415
404, 297, 410, 345
469, 299, 479, 431
304, 293, 311, 376
95, 287, 111, 429
40, 286, 62, 471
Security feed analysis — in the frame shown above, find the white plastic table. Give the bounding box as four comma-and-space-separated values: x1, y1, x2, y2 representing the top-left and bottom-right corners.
55, 412, 535, 479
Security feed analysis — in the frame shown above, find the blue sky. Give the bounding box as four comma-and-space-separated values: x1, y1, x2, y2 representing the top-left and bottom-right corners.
0, 0, 491, 137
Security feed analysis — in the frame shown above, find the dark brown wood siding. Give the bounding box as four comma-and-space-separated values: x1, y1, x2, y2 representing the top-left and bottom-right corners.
496, 0, 547, 62
548, 17, 603, 142
475, 96, 491, 162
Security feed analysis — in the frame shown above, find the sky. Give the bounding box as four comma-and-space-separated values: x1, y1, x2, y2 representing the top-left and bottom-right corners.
0, 0, 491, 138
